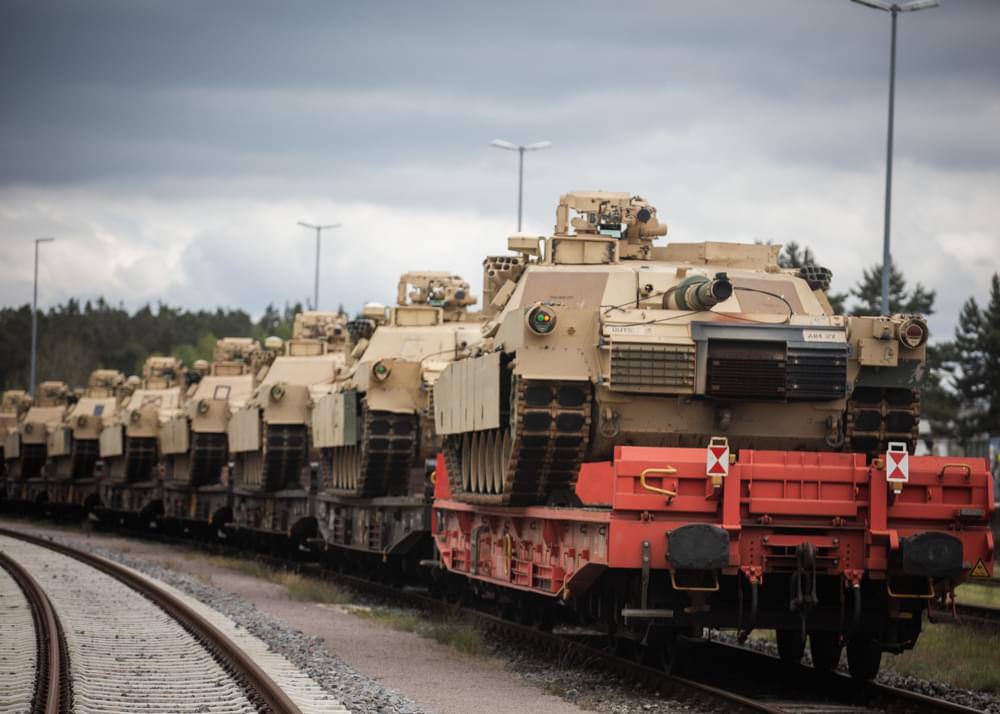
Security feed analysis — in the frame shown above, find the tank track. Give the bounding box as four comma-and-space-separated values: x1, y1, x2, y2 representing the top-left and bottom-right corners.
189, 431, 228, 487
20, 443, 47, 480
845, 386, 920, 457
70, 438, 99, 480
263, 424, 307, 491
125, 437, 158, 482
327, 402, 418, 497
445, 377, 592, 506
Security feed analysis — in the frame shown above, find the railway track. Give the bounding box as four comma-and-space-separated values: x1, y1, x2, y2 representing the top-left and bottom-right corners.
0, 547, 70, 714
930, 599, 1000, 631
0, 527, 342, 714
2, 520, 986, 714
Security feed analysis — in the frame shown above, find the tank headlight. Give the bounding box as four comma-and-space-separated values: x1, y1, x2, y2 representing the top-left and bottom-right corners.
77, 415, 88, 427
197, 399, 210, 414
898, 318, 928, 349
372, 360, 391, 382
24, 423, 33, 434
526, 305, 557, 335
130, 411, 141, 423
270, 384, 286, 401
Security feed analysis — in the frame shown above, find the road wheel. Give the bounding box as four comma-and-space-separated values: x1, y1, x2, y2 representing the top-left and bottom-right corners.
847, 634, 882, 680
776, 628, 805, 664
809, 630, 842, 672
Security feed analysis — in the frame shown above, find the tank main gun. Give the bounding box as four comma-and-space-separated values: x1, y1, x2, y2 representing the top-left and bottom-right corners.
396, 272, 476, 322
663, 272, 734, 311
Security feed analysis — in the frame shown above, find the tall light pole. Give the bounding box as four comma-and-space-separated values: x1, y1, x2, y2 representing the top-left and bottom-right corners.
491, 139, 551, 232
851, 0, 939, 315
30, 237, 55, 397
296, 221, 341, 310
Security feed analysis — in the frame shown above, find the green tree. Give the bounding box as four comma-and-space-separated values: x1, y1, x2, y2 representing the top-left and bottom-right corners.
777, 241, 816, 269
950, 274, 1000, 440
848, 258, 935, 316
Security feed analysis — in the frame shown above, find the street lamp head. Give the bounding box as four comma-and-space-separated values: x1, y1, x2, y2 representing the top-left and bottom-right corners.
297, 221, 316, 229
898, 0, 939, 11
36, 237, 55, 243
524, 141, 552, 151
850, 0, 893, 10
491, 139, 518, 151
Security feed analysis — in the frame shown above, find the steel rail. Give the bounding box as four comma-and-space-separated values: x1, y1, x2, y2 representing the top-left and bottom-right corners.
0, 549, 68, 714
0, 526, 301, 714
701, 639, 982, 714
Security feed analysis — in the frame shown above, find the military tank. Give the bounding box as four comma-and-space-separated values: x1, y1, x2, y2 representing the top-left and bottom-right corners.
99, 356, 186, 516
433, 191, 928, 505
48, 370, 126, 482
228, 312, 351, 535
161, 338, 268, 529
163, 338, 265, 488
4, 381, 72, 504
0, 390, 33, 493
314, 272, 481, 498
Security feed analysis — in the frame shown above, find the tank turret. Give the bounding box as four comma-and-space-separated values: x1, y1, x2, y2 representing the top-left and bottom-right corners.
433, 191, 929, 505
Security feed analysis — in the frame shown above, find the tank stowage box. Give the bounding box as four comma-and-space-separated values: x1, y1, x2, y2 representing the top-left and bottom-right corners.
433, 191, 928, 505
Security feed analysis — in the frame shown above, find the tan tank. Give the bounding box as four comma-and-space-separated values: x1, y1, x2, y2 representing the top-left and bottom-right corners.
161, 338, 266, 489
3, 381, 71, 483
1, 390, 33, 486
434, 191, 928, 505
313, 272, 482, 497
100, 356, 187, 484
229, 312, 351, 503
48, 370, 126, 481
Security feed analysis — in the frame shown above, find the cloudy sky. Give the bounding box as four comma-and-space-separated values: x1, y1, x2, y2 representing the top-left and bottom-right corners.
1, 0, 997, 339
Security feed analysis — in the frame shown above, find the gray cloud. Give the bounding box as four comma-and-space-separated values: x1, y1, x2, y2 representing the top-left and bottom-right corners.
0, 0, 998, 343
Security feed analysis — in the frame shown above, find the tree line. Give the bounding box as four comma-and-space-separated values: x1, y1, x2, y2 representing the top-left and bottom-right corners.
0, 298, 306, 391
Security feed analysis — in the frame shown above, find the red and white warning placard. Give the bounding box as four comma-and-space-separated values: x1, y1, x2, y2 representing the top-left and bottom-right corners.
707, 440, 730, 478
885, 442, 909, 483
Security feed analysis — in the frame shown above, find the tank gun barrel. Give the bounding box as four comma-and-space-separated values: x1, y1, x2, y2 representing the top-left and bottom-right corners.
663, 272, 733, 311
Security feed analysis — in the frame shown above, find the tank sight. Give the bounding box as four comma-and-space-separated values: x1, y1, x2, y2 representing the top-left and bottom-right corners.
397, 272, 476, 321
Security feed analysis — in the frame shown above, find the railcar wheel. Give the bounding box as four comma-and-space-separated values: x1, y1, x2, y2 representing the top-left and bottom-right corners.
809, 630, 842, 672
847, 634, 882, 680
776, 628, 805, 664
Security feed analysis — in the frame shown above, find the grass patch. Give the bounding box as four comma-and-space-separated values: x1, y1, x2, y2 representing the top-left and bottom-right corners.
188, 554, 350, 604
356, 607, 484, 656
954, 581, 1000, 609
885, 621, 1000, 692
280, 572, 352, 604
